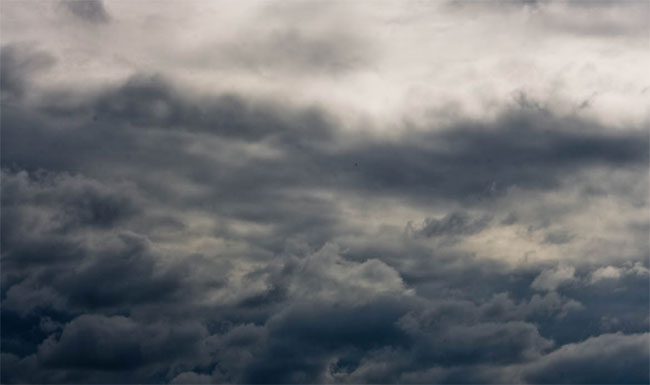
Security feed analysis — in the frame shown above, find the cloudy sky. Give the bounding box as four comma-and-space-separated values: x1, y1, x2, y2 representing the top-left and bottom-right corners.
1, 1, 649, 383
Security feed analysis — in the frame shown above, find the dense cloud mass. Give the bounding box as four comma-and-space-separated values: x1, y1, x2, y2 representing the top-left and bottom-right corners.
1, 1, 649, 383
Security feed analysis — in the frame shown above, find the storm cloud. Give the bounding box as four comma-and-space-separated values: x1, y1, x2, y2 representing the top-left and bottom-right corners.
1, 1, 648, 384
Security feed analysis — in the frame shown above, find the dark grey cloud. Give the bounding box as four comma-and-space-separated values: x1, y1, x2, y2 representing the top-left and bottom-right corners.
2, 73, 647, 380
60, 0, 110, 23
3, 72, 647, 212
1, 170, 137, 231
0, 3, 648, 381
38, 315, 205, 370
241, 299, 412, 383
543, 230, 573, 244
411, 211, 491, 239
519, 332, 649, 384
0, 44, 56, 101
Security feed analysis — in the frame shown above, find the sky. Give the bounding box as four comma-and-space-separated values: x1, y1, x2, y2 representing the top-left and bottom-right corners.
1, 0, 649, 383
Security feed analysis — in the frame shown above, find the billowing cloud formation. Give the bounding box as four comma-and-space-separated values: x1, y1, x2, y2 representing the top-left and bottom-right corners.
1, 1, 648, 384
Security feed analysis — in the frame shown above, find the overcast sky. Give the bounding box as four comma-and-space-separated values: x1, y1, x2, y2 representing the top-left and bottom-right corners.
1, 1, 649, 383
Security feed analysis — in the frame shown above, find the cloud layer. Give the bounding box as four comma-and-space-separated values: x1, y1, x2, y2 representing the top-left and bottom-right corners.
1, 1, 648, 383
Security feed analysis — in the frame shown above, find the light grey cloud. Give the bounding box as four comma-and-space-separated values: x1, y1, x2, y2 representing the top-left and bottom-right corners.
531, 264, 576, 292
